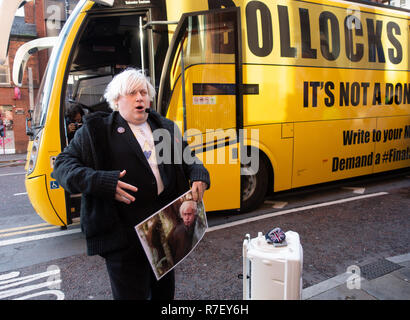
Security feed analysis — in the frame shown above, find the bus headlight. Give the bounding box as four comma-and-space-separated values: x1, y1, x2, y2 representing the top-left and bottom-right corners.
27, 130, 42, 175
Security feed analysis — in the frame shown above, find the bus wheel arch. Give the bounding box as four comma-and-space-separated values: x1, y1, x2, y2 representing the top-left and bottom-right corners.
240, 147, 273, 213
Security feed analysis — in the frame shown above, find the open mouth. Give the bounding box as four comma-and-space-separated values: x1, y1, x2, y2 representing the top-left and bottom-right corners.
135, 106, 144, 111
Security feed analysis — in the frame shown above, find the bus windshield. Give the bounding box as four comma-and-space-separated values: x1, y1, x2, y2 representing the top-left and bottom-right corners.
31, 63, 49, 129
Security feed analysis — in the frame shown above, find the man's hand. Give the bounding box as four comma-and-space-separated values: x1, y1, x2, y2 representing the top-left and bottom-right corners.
115, 170, 138, 204
191, 181, 207, 202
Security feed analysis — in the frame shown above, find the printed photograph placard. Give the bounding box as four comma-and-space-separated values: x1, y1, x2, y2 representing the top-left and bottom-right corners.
135, 190, 207, 280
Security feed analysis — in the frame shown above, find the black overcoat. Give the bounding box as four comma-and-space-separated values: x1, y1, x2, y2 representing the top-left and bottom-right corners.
52, 110, 210, 256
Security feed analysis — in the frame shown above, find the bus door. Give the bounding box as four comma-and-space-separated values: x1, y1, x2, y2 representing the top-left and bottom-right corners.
61, 7, 159, 222
159, 8, 243, 212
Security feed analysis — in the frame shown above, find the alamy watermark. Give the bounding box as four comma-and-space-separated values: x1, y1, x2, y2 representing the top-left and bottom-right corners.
46, 5, 63, 30
152, 128, 260, 175
346, 265, 361, 290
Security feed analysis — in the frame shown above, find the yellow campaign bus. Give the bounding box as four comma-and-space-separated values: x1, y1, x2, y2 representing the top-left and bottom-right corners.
1, 0, 409, 227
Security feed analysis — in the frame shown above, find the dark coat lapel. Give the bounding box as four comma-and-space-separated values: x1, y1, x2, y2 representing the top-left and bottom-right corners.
113, 113, 152, 173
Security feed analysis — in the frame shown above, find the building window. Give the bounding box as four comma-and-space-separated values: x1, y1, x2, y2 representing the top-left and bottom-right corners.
0, 62, 10, 85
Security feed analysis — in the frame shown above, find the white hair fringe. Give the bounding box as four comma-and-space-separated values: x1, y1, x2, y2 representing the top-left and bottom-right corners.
104, 68, 156, 111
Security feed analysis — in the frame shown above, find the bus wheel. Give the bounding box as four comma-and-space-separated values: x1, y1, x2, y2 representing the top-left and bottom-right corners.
240, 154, 269, 213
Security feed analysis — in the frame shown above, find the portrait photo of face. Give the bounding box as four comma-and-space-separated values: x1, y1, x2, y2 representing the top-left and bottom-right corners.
135, 191, 207, 280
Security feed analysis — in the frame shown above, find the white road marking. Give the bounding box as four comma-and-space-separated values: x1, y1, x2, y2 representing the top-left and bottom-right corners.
13, 192, 27, 196
207, 192, 389, 233
0, 172, 26, 177
13, 289, 64, 300
264, 200, 288, 209
342, 187, 366, 194
0, 266, 64, 300
0, 229, 81, 247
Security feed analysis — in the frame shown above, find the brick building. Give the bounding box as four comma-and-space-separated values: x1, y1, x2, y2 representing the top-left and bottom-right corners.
0, 2, 42, 154
0, 0, 78, 154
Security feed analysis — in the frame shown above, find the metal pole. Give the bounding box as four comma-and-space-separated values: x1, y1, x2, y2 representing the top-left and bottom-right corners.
1, 121, 4, 155
65, 0, 69, 21
139, 16, 145, 74
142, 20, 179, 30
28, 67, 34, 111
180, 43, 187, 133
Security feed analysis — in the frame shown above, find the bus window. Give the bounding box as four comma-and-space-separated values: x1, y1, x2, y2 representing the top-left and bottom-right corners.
161, 10, 239, 133
69, 14, 149, 74
58, 10, 161, 221
159, 8, 243, 212
61, 12, 151, 146
72, 74, 113, 107
64, 70, 113, 144
31, 64, 48, 132
66, 69, 113, 112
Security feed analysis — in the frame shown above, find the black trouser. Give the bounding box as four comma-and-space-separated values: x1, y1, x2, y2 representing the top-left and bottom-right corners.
102, 243, 175, 300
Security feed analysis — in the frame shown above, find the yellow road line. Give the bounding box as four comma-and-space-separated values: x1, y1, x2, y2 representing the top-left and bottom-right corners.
0, 223, 50, 234
0, 226, 60, 238
0, 222, 80, 238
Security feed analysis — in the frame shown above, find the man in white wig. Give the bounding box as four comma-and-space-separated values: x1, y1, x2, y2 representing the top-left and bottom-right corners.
52, 68, 210, 300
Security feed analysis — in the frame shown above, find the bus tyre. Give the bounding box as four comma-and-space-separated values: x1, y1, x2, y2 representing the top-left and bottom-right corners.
240, 154, 269, 213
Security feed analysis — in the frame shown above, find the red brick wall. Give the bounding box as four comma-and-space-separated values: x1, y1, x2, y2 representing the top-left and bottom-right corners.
0, 66, 39, 153
7, 39, 41, 87
24, 1, 35, 24
0, 38, 40, 153
0, 85, 35, 153
33, 0, 48, 80
0, 1, 46, 154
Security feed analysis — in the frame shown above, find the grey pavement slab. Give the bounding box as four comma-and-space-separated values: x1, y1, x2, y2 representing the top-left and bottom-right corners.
360, 273, 410, 300
308, 283, 377, 300
391, 267, 410, 282
387, 253, 410, 265
302, 252, 410, 300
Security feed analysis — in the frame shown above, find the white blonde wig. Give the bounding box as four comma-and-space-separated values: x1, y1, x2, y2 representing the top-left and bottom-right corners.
104, 68, 156, 111
179, 200, 198, 217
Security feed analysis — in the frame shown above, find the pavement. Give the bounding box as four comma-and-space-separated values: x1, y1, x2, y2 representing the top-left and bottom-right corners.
302, 252, 410, 300
1, 152, 409, 300
0, 152, 27, 168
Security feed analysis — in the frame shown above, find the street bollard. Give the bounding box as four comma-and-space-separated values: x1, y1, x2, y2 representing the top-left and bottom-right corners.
243, 230, 303, 300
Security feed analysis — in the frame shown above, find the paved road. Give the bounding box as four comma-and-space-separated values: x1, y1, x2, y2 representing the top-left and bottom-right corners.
175, 184, 409, 299
0, 164, 409, 300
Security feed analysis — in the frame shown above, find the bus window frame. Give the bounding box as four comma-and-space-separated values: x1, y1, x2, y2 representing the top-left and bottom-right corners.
59, 7, 161, 149
158, 7, 244, 132
71, 73, 113, 105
